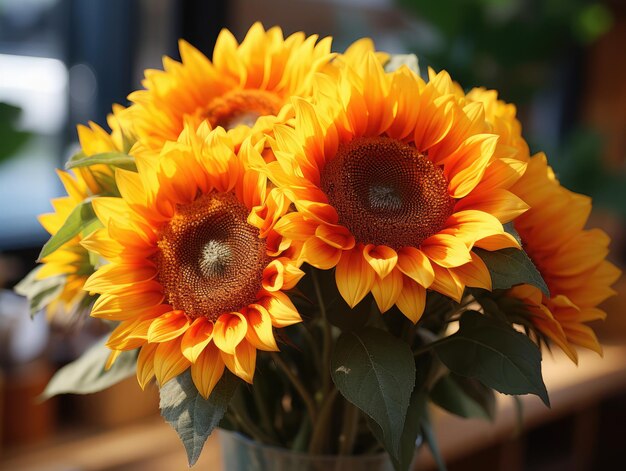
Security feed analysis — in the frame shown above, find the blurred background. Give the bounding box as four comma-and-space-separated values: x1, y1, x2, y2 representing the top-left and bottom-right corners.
0, 0, 624, 470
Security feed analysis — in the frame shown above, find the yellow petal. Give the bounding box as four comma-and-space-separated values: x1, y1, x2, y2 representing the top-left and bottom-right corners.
181, 318, 214, 363
147, 310, 190, 343
213, 312, 248, 354
397, 247, 435, 288
222, 339, 257, 384
371, 268, 403, 313
245, 304, 279, 351
261, 290, 302, 328
430, 264, 464, 302
396, 277, 426, 323
153, 338, 191, 387
335, 246, 375, 307
191, 343, 225, 399
363, 245, 398, 279
300, 236, 342, 269
452, 252, 492, 290
421, 233, 472, 268
137, 343, 158, 389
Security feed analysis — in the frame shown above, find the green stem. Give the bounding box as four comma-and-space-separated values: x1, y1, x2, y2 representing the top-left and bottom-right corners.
251, 380, 278, 441
308, 388, 339, 454
311, 268, 333, 396
413, 336, 451, 357
270, 352, 317, 423
338, 400, 359, 455
227, 408, 280, 446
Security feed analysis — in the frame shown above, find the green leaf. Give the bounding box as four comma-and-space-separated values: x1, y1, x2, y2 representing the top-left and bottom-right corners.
434, 311, 550, 406
474, 247, 550, 297
367, 389, 425, 471
66, 151, 137, 172
430, 374, 496, 421
385, 53, 420, 75
42, 336, 137, 399
160, 370, 239, 466
14, 267, 65, 317
38, 201, 99, 261
331, 327, 416, 458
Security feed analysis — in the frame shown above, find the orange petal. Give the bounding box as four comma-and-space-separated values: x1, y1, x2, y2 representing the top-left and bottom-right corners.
430, 264, 464, 302
153, 338, 191, 387
397, 247, 435, 288
147, 310, 190, 343
137, 343, 158, 389
84, 262, 157, 295
262, 259, 285, 292
260, 291, 302, 328
396, 277, 427, 323
181, 318, 214, 363
300, 236, 342, 269
91, 291, 164, 321
245, 304, 279, 351
451, 252, 492, 290
335, 246, 376, 307
421, 233, 472, 268
371, 268, 403, 313
222, 339, 257, 384
213, 312, 248, 355
315, 224, 356, 250
191, 343, 225, 399
363, 244, 398, 279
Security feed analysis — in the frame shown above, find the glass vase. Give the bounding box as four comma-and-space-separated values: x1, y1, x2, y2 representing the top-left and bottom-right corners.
219, 429, 397, 471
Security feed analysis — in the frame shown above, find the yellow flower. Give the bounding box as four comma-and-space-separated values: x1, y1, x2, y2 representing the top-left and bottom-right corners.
264, 56, 528, 323
35, 105, 133, 317
509, 154, 621, 362
82, 124, 303, 397
37, 170, 94, 316
124, 22, 335, 151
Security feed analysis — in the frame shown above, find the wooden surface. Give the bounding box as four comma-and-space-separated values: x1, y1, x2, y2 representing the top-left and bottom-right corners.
2, 344, 625, 471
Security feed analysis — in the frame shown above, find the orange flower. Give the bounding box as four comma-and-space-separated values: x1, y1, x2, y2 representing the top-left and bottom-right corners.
509, 154, 621, 362
82, 123, 303, 397
263, 56, 528, 323
35, 105, 133, 317
124, 22, 335, 151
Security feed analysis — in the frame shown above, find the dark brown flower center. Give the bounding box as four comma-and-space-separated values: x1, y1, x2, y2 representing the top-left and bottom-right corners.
155, 192, 268, 320
320, 137, 455, 249
205, 89, 283, 130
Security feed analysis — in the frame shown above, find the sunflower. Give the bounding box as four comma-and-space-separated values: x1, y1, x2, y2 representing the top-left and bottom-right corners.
35, 106, 133, 317
124, 22, 336, 152
509, 154, 621, 362
82, 123, 303, 397
264, 56, 528, 322
37, 170, 95, 317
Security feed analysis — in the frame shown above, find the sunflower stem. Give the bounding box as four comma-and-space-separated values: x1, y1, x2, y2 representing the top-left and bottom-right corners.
413, 336, 451, 357
270, 352, 317, 424
338, 400, 359, 455
310, 268, 333, 396
251, 376, 278, 442
308, 387, 338, 454
227, 407, 280, 446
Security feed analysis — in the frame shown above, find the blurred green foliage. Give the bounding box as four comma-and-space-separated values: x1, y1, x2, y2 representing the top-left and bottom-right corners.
398, 0, 614, 103
552, 128, 626, 219
0, 102, 30, 164
399, 0, 624, 220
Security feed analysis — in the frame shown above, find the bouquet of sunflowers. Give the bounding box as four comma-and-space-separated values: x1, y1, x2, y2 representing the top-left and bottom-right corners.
16, 23, 620, 471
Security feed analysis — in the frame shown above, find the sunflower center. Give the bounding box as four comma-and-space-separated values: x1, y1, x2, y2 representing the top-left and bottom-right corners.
155, 192, 269, 320
205, 89, 283, 130
320, 136, 455, 249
